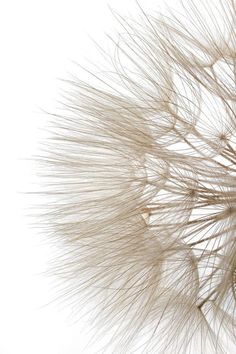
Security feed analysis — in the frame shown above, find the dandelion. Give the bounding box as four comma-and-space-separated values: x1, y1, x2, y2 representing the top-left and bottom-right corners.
38, 0, 236, 352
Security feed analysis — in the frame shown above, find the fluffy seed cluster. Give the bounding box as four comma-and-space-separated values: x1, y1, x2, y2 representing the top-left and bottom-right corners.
39, 1, 236, 353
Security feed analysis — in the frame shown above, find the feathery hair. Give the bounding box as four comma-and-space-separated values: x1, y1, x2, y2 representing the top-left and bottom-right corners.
38, 0, 236, 352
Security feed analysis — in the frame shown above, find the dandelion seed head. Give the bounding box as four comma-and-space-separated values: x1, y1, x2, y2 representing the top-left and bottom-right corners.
37, 0, 236, 352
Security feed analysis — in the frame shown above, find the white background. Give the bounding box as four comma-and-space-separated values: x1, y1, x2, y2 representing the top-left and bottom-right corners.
0, 1, 220, 354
